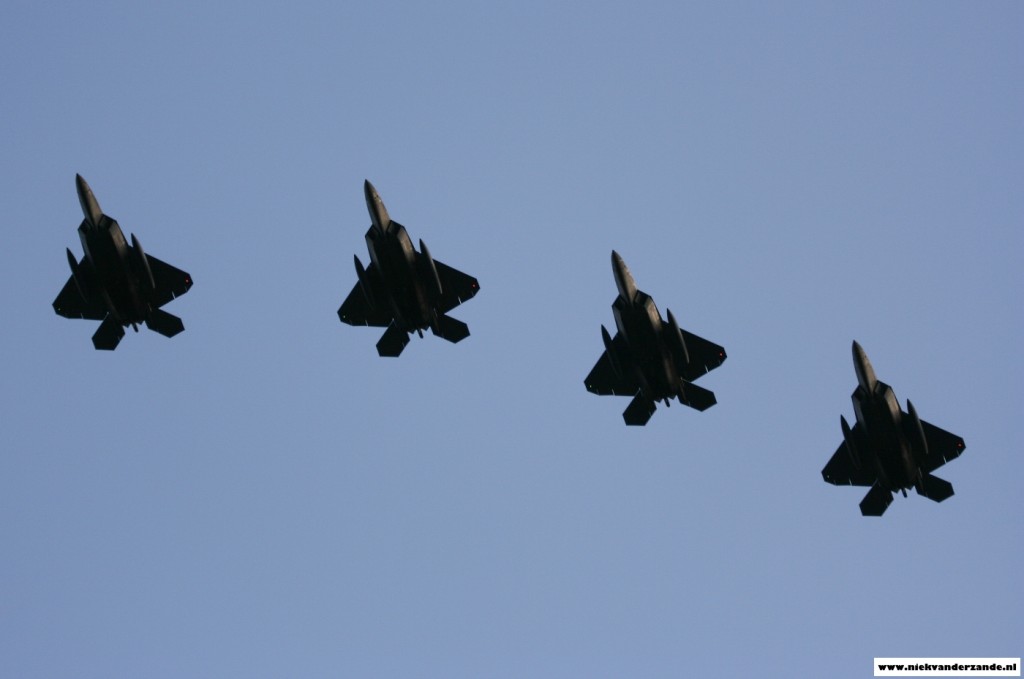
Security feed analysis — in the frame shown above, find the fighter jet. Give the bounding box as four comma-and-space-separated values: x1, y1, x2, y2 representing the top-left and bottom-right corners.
822, 341, 966, 516
584, 251, 726, 425
52, 175, 193, 350
338, 180, 479, 357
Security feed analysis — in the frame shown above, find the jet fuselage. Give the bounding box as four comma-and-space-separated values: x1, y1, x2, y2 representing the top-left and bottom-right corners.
612, 292, 678, 403
339, 180, 478, 357
74, 178, 149, 327
55, 175, 192, 350
852, 381, 918, 492
584, 250, 724, 424
847, 342, 928, 496
610, 252, 680, 404
822, 341, 965, 515
365, 219, 434, 333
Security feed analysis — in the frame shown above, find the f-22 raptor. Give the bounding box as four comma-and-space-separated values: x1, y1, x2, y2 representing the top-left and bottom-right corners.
53, 175, 193, 350
584, 251, 726, 425
822, 341, 966, 516
338, 180, 479, 357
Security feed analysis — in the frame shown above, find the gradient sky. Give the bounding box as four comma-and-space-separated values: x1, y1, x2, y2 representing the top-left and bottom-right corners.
1, 2, 1021, 677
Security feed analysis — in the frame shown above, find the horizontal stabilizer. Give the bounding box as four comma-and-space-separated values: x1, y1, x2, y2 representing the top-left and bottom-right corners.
146, 308, 185, 338
859, 482, 893, 517
623, 395, 656, 426
431, 314, 470, 344
677, 380, 717, 412
376, 322, 410, 357
92, 316, 125, 351
916, 473, 954, 503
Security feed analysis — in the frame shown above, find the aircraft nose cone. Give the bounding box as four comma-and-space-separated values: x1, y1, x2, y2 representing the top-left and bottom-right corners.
852, 340, 868, 367
364, 179, 390, 232
76, 174, 102, 227
851, 340, 877, 391
611, 251, 628, 282
611, 250, 637, 301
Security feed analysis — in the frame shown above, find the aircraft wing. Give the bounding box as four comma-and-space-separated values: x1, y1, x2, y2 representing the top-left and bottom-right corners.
53, 275, 106, 320
338, 261, 393, 327
146, 254, 193, 308
676, 329, 727, 381
432, 259, 480, 314
822, 422, 877, 487
584, 332, 640, 396
919, 420, 966, 473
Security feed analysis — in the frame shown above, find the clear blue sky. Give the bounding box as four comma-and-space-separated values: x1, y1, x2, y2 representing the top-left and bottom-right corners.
1, 2, 1021, 677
